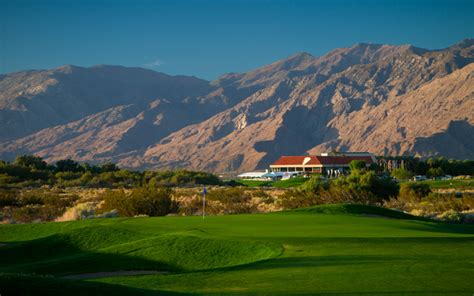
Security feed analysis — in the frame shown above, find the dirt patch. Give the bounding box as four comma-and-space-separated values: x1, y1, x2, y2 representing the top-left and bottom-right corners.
62, 270, 168, 280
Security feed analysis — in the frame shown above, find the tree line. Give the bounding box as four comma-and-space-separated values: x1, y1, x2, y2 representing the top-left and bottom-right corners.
0, 155, 222, 188
377, 156, 474, 177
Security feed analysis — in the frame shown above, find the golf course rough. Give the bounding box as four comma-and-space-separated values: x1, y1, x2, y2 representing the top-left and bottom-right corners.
1, 204, 474, 295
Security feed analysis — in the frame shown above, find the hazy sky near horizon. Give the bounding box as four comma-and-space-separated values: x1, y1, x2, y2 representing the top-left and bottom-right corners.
1, 0, 473, 80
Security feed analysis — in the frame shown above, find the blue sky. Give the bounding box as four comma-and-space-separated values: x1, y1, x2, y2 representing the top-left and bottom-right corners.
1, 0, 473, 80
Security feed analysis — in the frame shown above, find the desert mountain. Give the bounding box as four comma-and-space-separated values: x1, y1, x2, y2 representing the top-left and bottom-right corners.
1, 39, 473, 172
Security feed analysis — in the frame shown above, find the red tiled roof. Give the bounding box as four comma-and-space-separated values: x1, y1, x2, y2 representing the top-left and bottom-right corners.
271, 156, 321, 166
271, 155, 373, 166
316, 155, 374, 165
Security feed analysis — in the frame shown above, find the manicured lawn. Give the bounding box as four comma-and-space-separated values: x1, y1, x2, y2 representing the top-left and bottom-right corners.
420, 178, 474, 189
1, 204, 474, 295
237, 179, 272, 187
399, 178, 474, 190
238, 176, 308, 188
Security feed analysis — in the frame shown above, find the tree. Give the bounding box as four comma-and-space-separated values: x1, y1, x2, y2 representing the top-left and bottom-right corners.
300, 175, 329, 194
100, 162, 119, 172
55, 159, 83, 173
13, 155, 47, 170
349, 160, 366, 171
390, 168, 414, 180
369, 163, 379, 171
81, 162, 101, 174
426, 167, 445, 178
332, 169, 399, 202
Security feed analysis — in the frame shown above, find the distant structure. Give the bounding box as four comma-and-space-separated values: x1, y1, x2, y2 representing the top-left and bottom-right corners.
237, 170, 269, 179
378, 158, 404, 171
269, 152, 376, 174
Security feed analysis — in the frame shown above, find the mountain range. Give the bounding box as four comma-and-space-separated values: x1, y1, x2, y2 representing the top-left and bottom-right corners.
1, 39, 473, 172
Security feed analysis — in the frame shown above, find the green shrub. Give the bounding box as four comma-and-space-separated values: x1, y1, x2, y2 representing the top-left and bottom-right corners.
333, 171, 398, 202
300, 176, 329, 194
19, 192, 44, 206
99, 187, 178, 217
223, 179, 246, 187
55, 171, 82, 181
145, 170, 222, 187
399, 182, 431, 202
11, 205, 43, 223
391, 168, 414, 180
349, 160, 366, 171
1, 190, 79, 223
206, 188, 254, 214
207, 188, 251, 203
426, 167, 445, 178
0, 173, 19, 186
178, 196, 205, 216
437, 209, 463, 223
251, 189, 274, 204
55, 159, 84, 173
13, 155, 47, 170
0, 190, 18, 207
278, 189, 322, 209
461, 193, 474, 209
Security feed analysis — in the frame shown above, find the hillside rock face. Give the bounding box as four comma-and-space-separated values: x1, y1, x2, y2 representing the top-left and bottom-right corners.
1, 39, 473, 172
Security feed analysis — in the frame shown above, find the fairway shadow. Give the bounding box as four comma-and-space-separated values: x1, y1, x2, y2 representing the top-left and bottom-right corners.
0, 273, 191, 296
204, 236, 474, 273
0, 234, 177, 275
283, 204, 431, 221
214, 254, 412, 272
203, 290, 473, 295
396, 220, 474, 235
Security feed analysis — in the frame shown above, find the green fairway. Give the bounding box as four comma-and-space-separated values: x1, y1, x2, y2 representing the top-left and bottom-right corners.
399, 178, 474, 190
420, 178, 474, 189
238, 176, 308, 188
1, 204, 474, 295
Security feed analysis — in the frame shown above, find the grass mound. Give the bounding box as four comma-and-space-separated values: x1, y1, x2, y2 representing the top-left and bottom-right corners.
0, 226, 141, 265
286, 204, 426, 220
0, 229, 281, 275
62, 225, 142, 250
105, 234, 282, 271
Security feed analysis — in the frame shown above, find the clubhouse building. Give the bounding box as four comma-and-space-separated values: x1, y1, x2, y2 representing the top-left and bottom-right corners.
269, 152, 376, 174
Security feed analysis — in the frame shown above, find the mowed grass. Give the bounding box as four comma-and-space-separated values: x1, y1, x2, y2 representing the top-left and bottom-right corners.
399, 178, 474, 190
238, 176, 308, 188
1, 204, 474, 295
419, 178, 474, 189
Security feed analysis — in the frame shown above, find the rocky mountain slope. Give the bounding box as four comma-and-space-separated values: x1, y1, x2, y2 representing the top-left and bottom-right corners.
1, 39, 473, 171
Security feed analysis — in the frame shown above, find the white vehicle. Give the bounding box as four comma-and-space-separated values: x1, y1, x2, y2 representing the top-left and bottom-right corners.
413, 175, 427, 181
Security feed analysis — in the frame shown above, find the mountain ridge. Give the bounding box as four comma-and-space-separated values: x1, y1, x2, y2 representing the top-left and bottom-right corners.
1, 39, 473, 172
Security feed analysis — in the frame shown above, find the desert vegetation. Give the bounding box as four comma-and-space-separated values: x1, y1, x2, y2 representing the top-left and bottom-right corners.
0, 155, 473, 224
